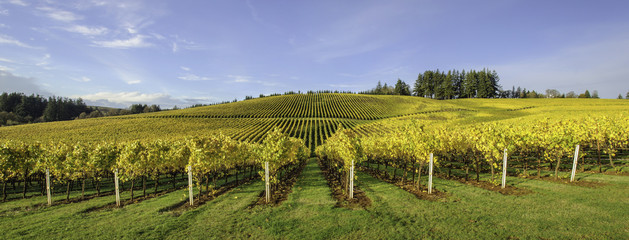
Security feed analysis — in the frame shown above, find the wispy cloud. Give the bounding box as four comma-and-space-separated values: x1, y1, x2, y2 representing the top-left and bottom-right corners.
0, 57, 15, 63
227, 75, 278, 86
172, 42, 178, 53
0, 34, 38, 49
171, 35, 205, 52
92, 35, 153, 49
0, 9, 8, 16
7, 0, 28, 7
35, 53, 51, 67
38, 6, 82, 22
72, 76, 91, 82
0, 65, 13, 71
178, 73, 211, 81
180, 66, 190, 71
291, 3, 415, 63
227, 75, 252, 83
64, 25, 108, 36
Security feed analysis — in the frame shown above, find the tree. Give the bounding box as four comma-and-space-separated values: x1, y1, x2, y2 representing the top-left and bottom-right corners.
440, 71, 455, 99
626, 91, 629, 99
130, 104, 147, 114
394, 79, 411, 96
412, 74, 423, 97
592, 90, 599, 99
618, 94, 623, 99
463, 70, 477, 98
375, 81, 383, 95
545, 89, 561, 98
566, 91, 577, 98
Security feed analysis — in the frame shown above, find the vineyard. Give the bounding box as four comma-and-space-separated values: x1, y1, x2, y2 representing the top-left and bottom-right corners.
1, 94, 628, 239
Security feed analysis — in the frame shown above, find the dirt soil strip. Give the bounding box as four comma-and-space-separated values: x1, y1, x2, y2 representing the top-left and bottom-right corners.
359, 166, 447, 201
161, 176, 259, 215
250, 159, 309, 207
318, 159, 371, 209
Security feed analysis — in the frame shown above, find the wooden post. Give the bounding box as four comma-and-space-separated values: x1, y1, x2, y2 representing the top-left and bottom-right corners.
428, 153, 434, 194
114, 169, 120, 207
188, 166, 193, 206
570, 145, 580, 182
46, 168, 52, 206
501, 149, 508, 189
264, 161, 270, 203
349, 160, 354, 199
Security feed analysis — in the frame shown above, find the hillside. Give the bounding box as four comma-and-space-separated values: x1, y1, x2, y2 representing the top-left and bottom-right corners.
1, 94, 628, 151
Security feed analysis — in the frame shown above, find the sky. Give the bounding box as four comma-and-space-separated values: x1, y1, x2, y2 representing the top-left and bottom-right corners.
1, 0, 628, 108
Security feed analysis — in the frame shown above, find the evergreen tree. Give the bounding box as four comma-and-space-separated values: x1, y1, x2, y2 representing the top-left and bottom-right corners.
441, 71, 455, 99
375, 81, 383, 95
618, 94, 623, 99
463, 70, 477, 98
584, 90, 591, 98
425, 70, 435, 98
626, 91, 629, 99
452, 70, 463, 98
413, 73, 423, 97
394, 79, 411, 96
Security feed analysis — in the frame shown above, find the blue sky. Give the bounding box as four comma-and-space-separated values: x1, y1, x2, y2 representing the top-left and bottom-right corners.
1, 0, 628, 108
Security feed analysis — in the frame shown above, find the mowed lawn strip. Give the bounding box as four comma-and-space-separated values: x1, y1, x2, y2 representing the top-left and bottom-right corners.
0, 159, 627, 239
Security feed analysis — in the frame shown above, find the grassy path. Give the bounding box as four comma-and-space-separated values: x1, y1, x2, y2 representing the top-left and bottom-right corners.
0, 158, 628, 239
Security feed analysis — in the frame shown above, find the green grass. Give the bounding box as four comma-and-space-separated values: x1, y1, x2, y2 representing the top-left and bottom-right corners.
2, 158, 627, 239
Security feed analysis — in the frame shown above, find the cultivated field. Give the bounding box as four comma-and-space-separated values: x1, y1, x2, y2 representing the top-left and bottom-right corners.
1, 94, 628, 239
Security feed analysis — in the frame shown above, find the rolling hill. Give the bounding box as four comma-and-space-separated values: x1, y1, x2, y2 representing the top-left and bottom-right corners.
1, 94, 628, 152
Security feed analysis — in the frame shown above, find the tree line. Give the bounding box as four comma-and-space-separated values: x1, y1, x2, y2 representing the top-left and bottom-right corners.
0, 92, 162, 126
361, 69, 500, 99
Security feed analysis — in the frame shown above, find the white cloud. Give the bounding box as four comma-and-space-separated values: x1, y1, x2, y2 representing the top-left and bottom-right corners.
38, 6, 82, 22
0, 9, 8, 16
0, 65, 14, 71
172, 42, 178, 53
72, 76, 91, 82
0, 34, 37, 48
0, 57, 15, 63
80, 92, 168, 104
0, 70, 51, 95
227, 75, 278, 86
35, 54, 51, 66
172, 35, 205, 51
92, 35, 153, 49
178, 73, 211, 81
64, 25, 108, 36
78, 91, 212, 108
0, 23, 7, 28
228, 75, 251, 83
7, 0, 28, 7
180, 66, 190, 71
